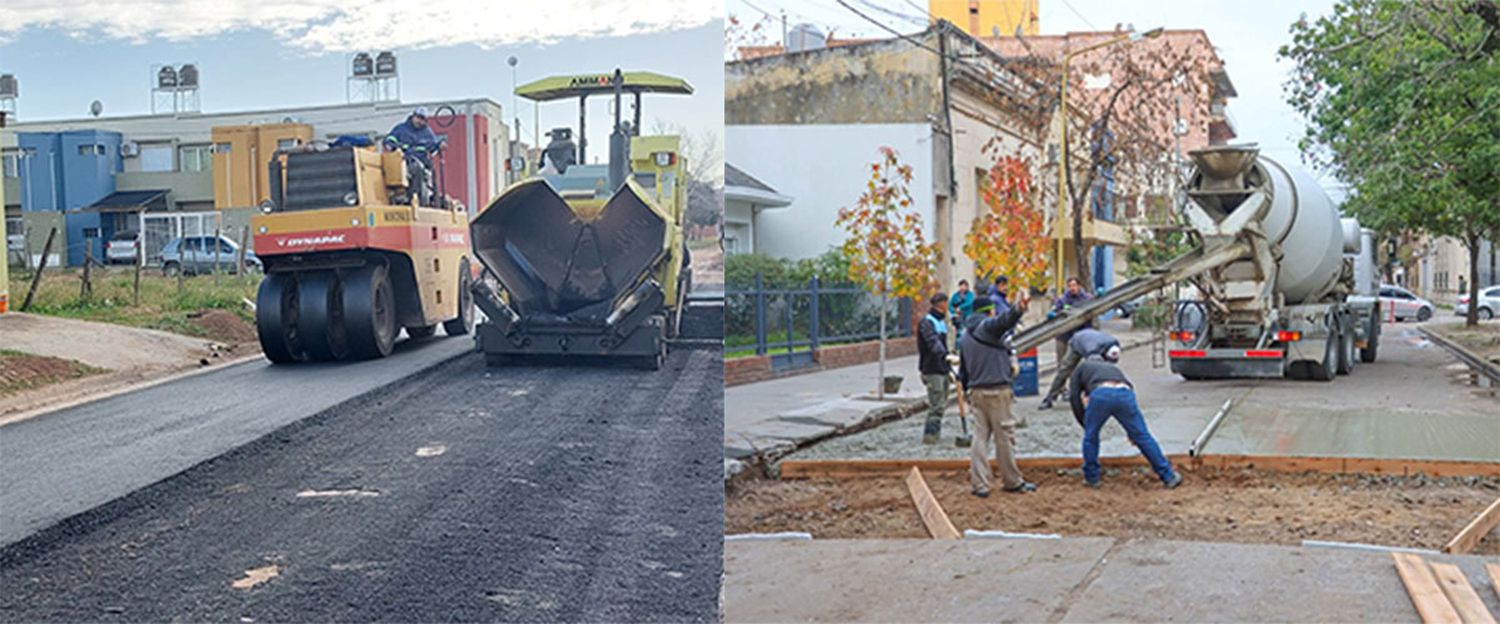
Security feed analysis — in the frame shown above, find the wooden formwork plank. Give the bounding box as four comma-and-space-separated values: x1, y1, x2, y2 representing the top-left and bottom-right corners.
780, 456, 1500, 480
1442, 497, 1500, 555
1486, 564, 1500, 602
904, 467, 960, 540
1392, 552, 1462, 624
1429, 562, 1498, 624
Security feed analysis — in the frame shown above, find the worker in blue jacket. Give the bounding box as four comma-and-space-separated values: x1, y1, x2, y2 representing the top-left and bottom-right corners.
948, 279, 975, 342
917, 292, 952, 444
383, 107, 443, 166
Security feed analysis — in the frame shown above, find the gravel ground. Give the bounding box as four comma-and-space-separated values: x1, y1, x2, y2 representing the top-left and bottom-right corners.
0, 348, 724, 622
726, 469, 1500, 555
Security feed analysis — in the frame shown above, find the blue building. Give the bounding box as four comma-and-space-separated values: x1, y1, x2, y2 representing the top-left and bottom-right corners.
16, 130, 123, 265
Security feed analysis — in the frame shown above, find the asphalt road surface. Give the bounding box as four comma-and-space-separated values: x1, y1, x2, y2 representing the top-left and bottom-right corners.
0, 335, 474, 547
0, 348, 724, 622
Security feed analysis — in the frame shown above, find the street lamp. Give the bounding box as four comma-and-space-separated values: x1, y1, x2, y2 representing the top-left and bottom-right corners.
1052, 26, 1165, 294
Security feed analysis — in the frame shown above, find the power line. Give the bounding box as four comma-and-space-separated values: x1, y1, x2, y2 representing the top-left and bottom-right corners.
852, 0, 926, 26
1058, 0, 1099, 31
834, 0, 946, 56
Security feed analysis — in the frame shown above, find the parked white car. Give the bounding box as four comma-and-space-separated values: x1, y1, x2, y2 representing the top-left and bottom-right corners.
1455, 285, 1500, 321
1378, 284, 1435, 322
105, 230, 141, 265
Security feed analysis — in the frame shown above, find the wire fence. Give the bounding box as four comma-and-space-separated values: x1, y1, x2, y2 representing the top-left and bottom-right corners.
726, 274, 911, 370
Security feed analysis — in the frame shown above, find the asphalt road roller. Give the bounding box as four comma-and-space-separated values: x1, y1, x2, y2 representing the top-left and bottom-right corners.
470, 69, 704, 370
252, 144, 474, 363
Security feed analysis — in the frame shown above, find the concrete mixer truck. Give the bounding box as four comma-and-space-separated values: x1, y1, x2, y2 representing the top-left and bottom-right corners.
468, 69, 708, 370
1006, 144, 1380, 382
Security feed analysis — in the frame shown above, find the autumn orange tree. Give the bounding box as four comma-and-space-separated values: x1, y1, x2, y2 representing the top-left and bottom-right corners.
964, 154, 1051, 295
836, 147, 940, 398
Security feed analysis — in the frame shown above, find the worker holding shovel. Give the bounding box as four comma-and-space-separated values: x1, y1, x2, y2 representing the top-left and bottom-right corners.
917, 292, 952, 445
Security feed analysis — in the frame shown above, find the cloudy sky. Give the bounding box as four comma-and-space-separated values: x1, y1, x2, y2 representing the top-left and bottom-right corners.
0, 1, 722, 167
728, 0, 1346, 196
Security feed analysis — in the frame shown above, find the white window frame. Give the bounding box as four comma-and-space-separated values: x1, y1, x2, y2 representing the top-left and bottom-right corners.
179, 144, 213, 173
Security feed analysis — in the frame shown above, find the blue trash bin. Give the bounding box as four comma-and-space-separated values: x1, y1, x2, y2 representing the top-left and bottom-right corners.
1013, 347, 1039, 396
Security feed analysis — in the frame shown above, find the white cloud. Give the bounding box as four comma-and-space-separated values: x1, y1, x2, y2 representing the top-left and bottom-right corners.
0, 0, 717, 51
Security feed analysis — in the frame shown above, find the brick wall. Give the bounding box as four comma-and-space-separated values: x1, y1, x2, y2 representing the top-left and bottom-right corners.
724, 337, 918, 387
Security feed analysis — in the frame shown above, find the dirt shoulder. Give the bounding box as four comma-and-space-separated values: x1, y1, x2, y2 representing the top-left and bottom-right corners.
0, 312, 257, 421
726, 467, 1500, 556
1426, 320, 1500, 362
0, 350, 104, 397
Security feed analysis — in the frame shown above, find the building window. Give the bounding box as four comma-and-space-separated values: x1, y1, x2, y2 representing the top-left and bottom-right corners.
277, 138, 300, 150
77, 144, 105, 156
1, 152, 17, 177
140, 145, 174, 173
180, 144, 213, 173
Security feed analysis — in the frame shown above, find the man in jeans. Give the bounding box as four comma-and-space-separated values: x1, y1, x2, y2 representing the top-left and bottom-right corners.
958, 291, 1035, 497
917, 292, 951, 444
1039, 327, 1120, 413
1069, 347, 1182, 489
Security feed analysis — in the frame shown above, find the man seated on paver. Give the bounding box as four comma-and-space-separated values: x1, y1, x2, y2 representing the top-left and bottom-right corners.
918, 292, 951, 444
1069, 347, 1182, 489
958, 291, 1036, 497
1039, 327, 1121, 413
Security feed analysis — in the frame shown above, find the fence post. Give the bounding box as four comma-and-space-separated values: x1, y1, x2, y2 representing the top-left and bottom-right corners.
754, 272, 767, 356
784, 287, 794, 355
809, 276, 821, 351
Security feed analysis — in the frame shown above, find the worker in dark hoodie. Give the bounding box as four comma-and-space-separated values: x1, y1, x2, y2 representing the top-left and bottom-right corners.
958, 290, 1035, 497
1069, 347, 1182, 489
917, 292, 951, 444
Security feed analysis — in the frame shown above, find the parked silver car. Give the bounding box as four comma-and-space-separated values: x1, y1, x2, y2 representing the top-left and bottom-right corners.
161, 235, 261, 276
1456, 285, 1499, 321
1378, 284, 1435, 322
105, 230, 141, 265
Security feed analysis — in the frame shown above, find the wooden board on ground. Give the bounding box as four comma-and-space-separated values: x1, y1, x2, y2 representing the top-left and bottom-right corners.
1430, 562, 1498, 624
778, 455, 1500, 479
1443, 497, 1500, 555
1392, 552, 1462, 624
1488, 564, 1500, 602
904, 467, 960, 540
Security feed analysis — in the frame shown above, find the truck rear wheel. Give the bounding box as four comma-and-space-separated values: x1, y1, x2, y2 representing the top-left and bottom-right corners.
1359, 315, 1379, 363
344, 265, 398, 359
256, 273, 307, 364
297, 271, 350, 361
1309, 327, 1338, 382
1336, 322, 1356, 375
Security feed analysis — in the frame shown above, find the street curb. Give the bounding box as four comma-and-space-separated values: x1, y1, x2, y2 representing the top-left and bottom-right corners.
0, 353, 267, 429
723, 332, 1158, 481
1417, 326, 1500, 383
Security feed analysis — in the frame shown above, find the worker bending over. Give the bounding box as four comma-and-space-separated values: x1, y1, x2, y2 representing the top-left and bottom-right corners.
958, 291, 1036, 497
1040, 327, 1120, 412
1069, 348, 1181, 489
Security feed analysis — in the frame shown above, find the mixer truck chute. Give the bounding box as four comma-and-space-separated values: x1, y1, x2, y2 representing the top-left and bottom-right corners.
470, 69, 710, 370
1006, 144, 1379, 382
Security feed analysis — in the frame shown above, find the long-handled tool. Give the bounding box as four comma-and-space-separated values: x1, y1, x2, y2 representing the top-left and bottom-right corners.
948, 364, 972, 447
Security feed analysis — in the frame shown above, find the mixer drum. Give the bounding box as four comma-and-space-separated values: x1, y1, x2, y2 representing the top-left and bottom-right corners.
1256, 155, 1344, 305
471, 179, 668, 320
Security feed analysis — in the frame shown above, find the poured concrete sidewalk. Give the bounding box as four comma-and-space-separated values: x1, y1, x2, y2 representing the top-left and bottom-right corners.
724, 537, 1500, 622
724, 319, 1154, 470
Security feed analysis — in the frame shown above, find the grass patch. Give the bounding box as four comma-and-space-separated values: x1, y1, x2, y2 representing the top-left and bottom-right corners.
8, 267, 259, 340
1427, 320, 1500, 360
0, 349, 106, 396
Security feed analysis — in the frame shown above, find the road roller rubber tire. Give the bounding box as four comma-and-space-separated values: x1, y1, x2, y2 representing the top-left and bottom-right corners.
296, 270, 351, 362
344, 265, 398, 360
406, 325, 437, 339
442, 258, 475, 337
256, 272, 307, 364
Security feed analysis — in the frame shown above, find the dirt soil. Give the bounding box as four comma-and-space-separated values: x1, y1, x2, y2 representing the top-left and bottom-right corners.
188, 309, 258, 344
726, 467, 1500, 556
690, 240, 724, 289
0, 351, 103, 397
1428, 320, 1500, 361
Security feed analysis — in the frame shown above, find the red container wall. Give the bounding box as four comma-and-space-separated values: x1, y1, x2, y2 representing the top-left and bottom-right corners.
432, 114, 490, 212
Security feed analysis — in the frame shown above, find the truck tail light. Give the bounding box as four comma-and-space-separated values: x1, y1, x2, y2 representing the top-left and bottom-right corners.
1275, 330, 1302, 342
1169, 349, 1206, 358
1171, 330, 1195, 342
1244, 350, 1283, 358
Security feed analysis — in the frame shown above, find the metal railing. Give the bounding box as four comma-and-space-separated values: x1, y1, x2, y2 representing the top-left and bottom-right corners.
725, 274, 911, 370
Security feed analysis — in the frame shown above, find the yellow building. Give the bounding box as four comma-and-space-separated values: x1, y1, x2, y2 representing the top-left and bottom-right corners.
929, 0, 1039, 37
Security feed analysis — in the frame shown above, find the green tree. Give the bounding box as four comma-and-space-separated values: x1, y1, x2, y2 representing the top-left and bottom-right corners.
836, 147, 940, 399
1282, 0, 1500, 326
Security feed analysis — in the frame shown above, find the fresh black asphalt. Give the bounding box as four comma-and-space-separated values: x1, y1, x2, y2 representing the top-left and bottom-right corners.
0, 335, 474, 547
0, 348, 724, 622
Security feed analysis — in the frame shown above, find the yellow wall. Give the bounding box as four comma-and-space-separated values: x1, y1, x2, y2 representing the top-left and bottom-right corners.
212, 123, 313, 209
929, 0, 1039, 37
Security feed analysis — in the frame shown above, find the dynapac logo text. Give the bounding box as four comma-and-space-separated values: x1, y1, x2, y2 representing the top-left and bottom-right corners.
279, 235, 347, 247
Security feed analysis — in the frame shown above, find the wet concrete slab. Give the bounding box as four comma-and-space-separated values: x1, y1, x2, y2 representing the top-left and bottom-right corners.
724, 537, 1500, 623
1063, 539, 1500, 623
724, 538, 1115, 623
